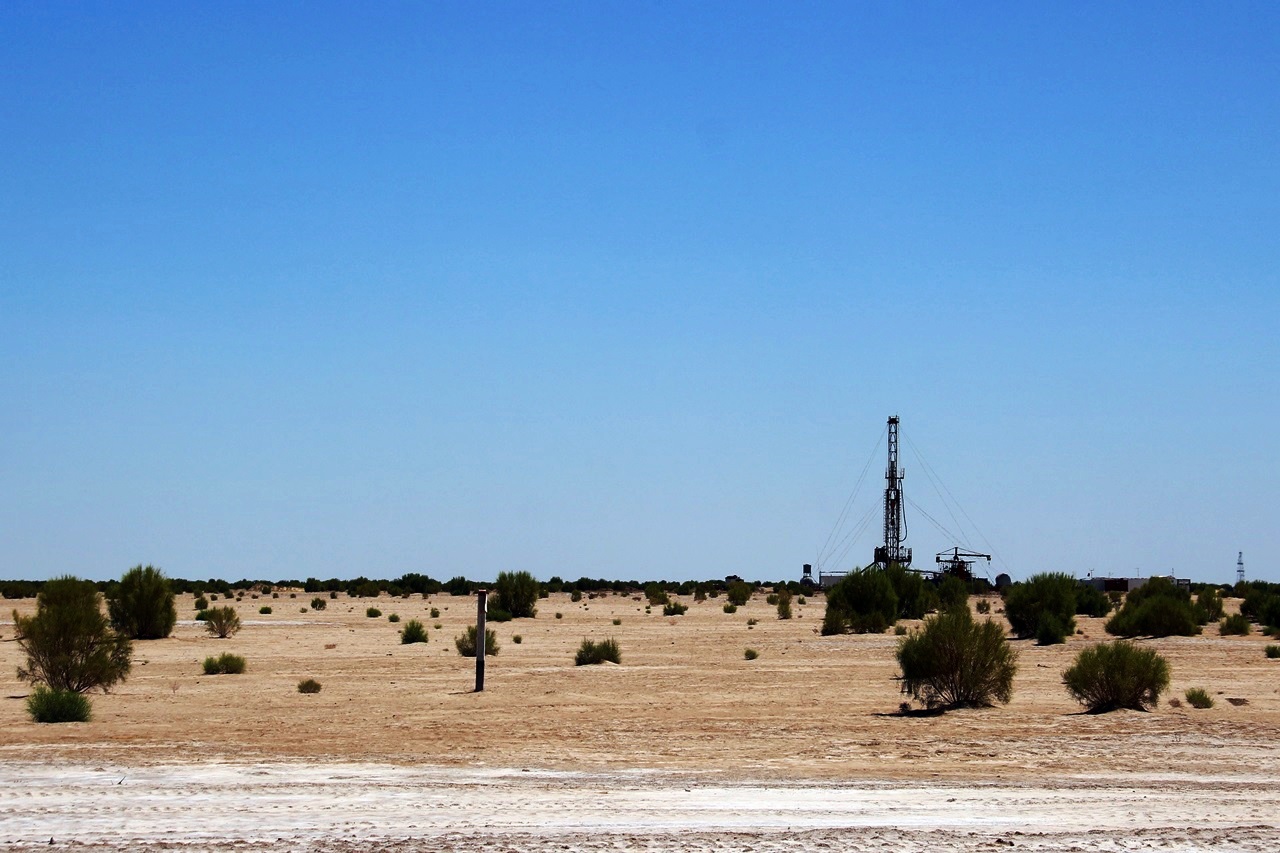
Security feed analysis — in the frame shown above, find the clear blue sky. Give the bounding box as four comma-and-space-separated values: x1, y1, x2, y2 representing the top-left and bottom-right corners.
3, 2, 1276, 584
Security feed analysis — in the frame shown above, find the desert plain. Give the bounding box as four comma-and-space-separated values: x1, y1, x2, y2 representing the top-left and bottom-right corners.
1, 589, 1278, 851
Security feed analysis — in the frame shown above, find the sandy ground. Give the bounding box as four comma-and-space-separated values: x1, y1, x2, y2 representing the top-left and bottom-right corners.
2, 590, 1278, 850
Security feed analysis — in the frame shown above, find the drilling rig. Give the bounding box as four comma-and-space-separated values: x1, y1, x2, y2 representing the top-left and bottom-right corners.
872, 415, 912, 569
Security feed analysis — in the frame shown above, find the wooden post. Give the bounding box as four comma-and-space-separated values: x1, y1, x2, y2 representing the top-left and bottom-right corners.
475, 589, 487, 692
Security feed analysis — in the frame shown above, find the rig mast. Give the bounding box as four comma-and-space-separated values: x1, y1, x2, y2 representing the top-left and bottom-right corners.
1237, 551, 1245, 585
873, 415, 912, 568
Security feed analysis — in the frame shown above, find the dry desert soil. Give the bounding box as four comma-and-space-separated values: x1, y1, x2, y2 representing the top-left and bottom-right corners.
1, 590, 1278, 851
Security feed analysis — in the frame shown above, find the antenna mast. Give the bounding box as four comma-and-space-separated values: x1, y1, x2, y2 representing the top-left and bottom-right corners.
873, 415, 911, 568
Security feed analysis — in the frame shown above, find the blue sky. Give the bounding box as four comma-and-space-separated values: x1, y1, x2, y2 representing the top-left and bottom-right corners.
2, 2, 1276, 584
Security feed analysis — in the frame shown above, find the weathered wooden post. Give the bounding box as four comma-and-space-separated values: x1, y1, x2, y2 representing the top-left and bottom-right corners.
475, 588, 487, 692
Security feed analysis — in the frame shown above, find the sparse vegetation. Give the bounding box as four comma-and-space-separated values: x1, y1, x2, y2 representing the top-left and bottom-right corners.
1002, 572, 1078, 641
1062, 641, 1170, 712
202, 653, 246, 674
726, 581, 753, 606
823, 567, 899, 635
1264, 645, 1280, 659
644, 583, 669, 606
1219, 613, 1251, 636
310, 597, 327, 611
894, 624, 908, 636
494, 570, 539, 619
896, 607, 1016, 711
1197, 587, 1225, 621
575, 637, 621, 665
612, 618, 622, 625
430, 608, 440, 618
512, 634, 522, 644
388, 613, 400, 622
14, 576, 132, 694
776, 589, 793, 620
455, 625, 499, 657
26, 686, 92, 723
1185, 687, 1214, 709
366, 607, 382, 618
203, 606, 241, 638
1105, 577, 1201, 637
400, 619, 427, 644
297, 678, 322, 694
108, 565, 177, 640
194, 596, 209, 611
663, 601, 688, 616
744, 648, 758, 660
722, 603, 737, 614
570, 590, 583, 602
975, 599, 991, 614
555, 611, 563, 619
259, 606, 272, 614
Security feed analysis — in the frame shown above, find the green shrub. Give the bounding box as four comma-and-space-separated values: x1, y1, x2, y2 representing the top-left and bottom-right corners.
400, 619, 427, 644
776, 589, 793, 620
455, 625, 499, 657
723, 603, 738, 614
1219, 613, 1251, 636
430, 608, 440, 618
937, 575, 969, 611
1264, 645, 1280, 659
570, 590, 583, 602
310, 597, 327, 611
26, 686, 92, 723
108, 565, 177, 640
14, 576, 132, 694
975, 599, 991, 614
204, 606, 241, 638
1106, 577, 1201, 637
194, 609, 210, 621
823, 568, 898, 635
1062, 641, 1170, 712
885, 564, 937, 619
663, 601, 688, 616
1035, 612, 1070, 645
1003, 573, 1077, 640
797, 596, 806, 605
1185, 687, 1214, 709
297, 678, 322, 694
1196, 588, 1225, 621
202, 653, 246, 675
485, 605, 513, 622
894, 624, 908, 636
1074, 584, 1113, 618
329, 590, 338, 599
555, 611, 563, 619
726, 581, 753, 607
194, 596, 209, 611
512, 634, 522, 644
744, 648, 758, 660
765, 593, 779, 605
259, 606, 272, 614
366, 607, 381, 618
494, 570, 539, 618
388, 613, 400, 623
644, 583, 670, 606
575, 637, 621, 665
896, 607, 1016, 711
746, 617, 758, 626
612, 617, 622, 625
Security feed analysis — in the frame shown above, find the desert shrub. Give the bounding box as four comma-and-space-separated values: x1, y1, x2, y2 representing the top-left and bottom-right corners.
823, 568, 898, 635
694, 587, 707, 602
612, 617, 622, 625
1219, 613, 1251, 636
1264, 645, 1280, 659
765, 593, 779, 605
297, 678, 322, 694
1003, 573, 1077, 639
455, 625, 499, 657
896, 607, 1016, 711
194, 596, 209, 611
1196, 588, 1225, 621
894, 624, 908, 636
937, 575, 969, 611
1062, 641, 1170, 712
776, 589, 793, 620
13, 576, 132, 694
430, 608, 440, 618
555, 612, 563, 619
202, 653, 246, 674
726, 581, 753, 607
400, 619, 427, 644
329, 590, 338, 599
204, 606, 241, 638
194, 609, 211, 621
388, 613, 400, 623
1185, 687, 1214, 709
1074, 584, 1113, 618
26, 686, 92, 723
485, 605, 512, 622
575, 637, 621, 665
746, 617, 758, 626
108, 565, 177, 640
722, 603, 738, 614
798, 596, 806, 605
744, 648, 758, 660
663, 601, 688, 616
259, 606, 272, 614
882, 564, 935, 619
310, 597, 327, 611
1035, 612, 1070, 645
494, 570, 539, 618
644, 583, 669, 606
366, 607, 382, 618
570, 589, 583, 602
1106, 579, 1201, 637
975, 599, 991, 614
512, 634, 522, 644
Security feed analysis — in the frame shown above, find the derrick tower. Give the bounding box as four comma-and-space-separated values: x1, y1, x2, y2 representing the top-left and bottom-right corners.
1237, 551, 1245, 585
873, 415, 911, 568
